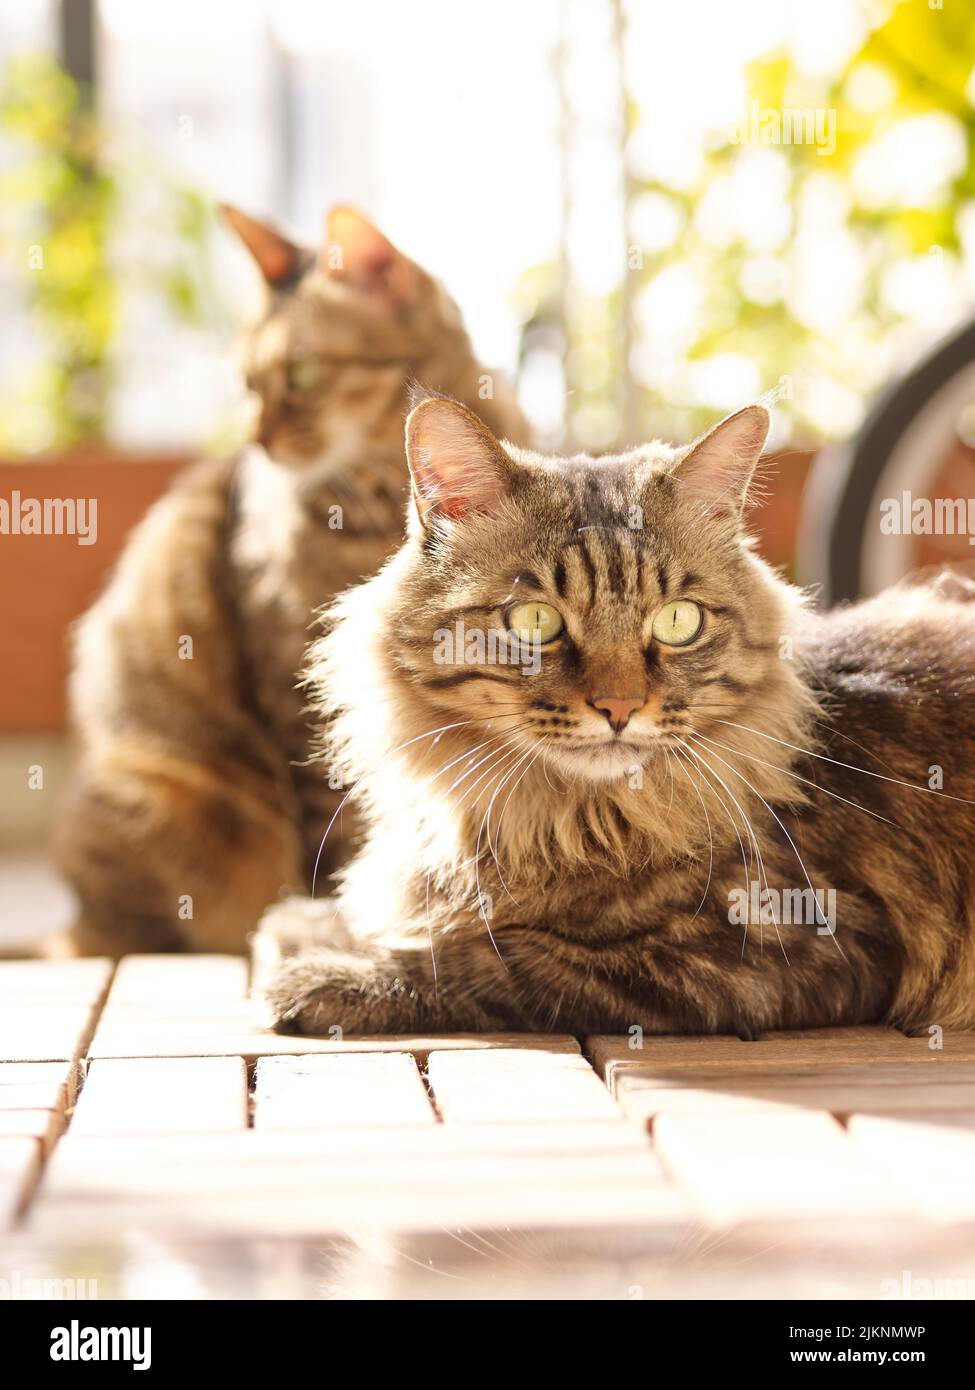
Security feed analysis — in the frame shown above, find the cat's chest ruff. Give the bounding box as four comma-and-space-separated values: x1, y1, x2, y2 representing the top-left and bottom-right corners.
233, 444, 402, 581
477, 842, 705, 926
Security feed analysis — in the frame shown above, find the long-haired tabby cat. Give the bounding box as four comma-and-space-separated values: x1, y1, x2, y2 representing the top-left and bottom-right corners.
53, 211, 529, 957
259, 394, 975, 1036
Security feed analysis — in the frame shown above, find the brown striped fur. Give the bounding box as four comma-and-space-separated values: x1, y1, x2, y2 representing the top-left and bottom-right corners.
53, 213, 530, 956
260, 397, 975, 1036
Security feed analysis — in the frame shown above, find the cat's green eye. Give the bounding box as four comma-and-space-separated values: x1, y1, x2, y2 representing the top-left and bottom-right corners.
506, 601, 564, 644
286, 359, 321, 392
652, 599, 703, 647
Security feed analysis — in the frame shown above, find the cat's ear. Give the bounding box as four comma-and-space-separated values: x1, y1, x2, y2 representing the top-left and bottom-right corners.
220, 204, 303, 285
669, 405, 771, 517
405, 396, 513, 528
324, 206, 415, 300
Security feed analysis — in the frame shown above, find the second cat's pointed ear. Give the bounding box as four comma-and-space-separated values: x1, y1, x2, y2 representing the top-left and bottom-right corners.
324, 206, 415, 300
669, 405, 771, 517
405, 397, 513, 528
220, 204, 303, 285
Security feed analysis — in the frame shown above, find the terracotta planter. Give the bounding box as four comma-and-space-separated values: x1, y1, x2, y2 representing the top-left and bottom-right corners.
0, 448, 191, 732
0, 444, 817, 735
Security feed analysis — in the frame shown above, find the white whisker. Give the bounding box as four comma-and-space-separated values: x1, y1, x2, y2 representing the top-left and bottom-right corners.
671, 749, 713, 921
709, 718, 975, 807
693, 731, 900, 829
687, 733, 845, 961
677, 737, 778, 961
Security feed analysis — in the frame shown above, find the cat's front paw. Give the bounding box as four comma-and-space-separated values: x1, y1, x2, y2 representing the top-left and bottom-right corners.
262, 948, 386, 1036
250, 895, 354, 996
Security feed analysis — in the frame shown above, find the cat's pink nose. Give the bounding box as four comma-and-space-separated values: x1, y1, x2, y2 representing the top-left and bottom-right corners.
591, 694, 645, 733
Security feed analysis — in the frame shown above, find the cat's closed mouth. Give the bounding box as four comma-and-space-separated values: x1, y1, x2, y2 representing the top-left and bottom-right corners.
558, 736, 655, 753
550, 735, 664, 781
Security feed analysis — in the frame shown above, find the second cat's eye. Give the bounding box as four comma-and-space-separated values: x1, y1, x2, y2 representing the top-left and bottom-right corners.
286, 358, 321, 392
506, 601, 565, 644
652, 599, 703, 646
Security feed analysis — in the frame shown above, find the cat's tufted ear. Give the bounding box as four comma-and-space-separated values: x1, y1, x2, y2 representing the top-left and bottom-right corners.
669, 405, 771, 518
324, 206, 415, 301
220, 204, 303, 285
405, 396, 513, 528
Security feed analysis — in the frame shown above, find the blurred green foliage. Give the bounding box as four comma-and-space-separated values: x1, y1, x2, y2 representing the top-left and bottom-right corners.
0, 54, 221, 455
521, 0, 975, 450
636, 0, 975, 442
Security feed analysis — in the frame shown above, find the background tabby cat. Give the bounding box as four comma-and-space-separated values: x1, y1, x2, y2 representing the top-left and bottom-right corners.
53, 211, 530, 957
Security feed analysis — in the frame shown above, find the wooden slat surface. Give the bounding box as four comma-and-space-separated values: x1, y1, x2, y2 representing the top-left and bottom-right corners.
70, 1058, 248, 1135
30, 1130, 681, 1237
848, 1115, 975, 1221
653, 1110, 913, 1225
0, 1007, 103, 1064
6, 953, 975, 1285
254, 1054, 436, 1128
613, 1062, 975, 1122
587, 1029, 975, 1091
88, 1010, 581, 1061
0, 959, 114, 1005
426, 1048, 621, 1123
0, 1061, 74, 1110
90, 955, 580, 1060
756, 1026, 905, 1041
0, 1061, 74, 1147
0, 1111, 63, 1142
616, 1078, 803, 1121
0, 955, 113, 1069
759, 1026, 975, 1058
106, 955, 248, 1004
0, 1137, 42, 1230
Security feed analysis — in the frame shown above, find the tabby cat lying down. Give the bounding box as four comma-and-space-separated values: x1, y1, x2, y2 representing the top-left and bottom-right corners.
258, 396, 975, 1036
54, 209, 528, 957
